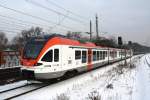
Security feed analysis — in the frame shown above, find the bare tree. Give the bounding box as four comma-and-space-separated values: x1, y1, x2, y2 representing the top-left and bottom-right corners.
0, 32, 8, 50
11, 27, 43, 50
66, 31, 82, 39
11, 36, 24, 50
21, 27, 42, 41
66, 31, 72, 38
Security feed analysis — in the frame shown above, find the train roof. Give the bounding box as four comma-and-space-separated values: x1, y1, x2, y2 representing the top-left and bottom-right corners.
41, 34, 108, 49
28, 34, 66, 42
27, 34, 126, 50
27, 34, 97, 47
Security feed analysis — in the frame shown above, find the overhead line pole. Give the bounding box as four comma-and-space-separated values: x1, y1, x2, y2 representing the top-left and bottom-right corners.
90, 20, 92, 40
96, 14, 99, 39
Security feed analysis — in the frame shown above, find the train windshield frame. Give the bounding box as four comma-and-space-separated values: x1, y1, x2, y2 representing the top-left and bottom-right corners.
23, 39, 46, 59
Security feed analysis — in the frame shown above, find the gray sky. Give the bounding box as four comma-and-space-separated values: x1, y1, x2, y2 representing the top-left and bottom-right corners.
0, 0, 150, 46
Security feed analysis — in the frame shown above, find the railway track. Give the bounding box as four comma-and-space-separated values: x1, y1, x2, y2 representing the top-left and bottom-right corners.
0, 56, 139, 99
0, 83, 49, 100
0, 83, 30, 94
145, 56, 150, 67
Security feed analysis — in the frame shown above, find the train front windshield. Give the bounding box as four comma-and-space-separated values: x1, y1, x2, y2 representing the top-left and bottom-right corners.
23, 41, 44, 59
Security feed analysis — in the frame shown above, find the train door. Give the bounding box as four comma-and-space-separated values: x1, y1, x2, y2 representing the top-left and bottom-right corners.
107, 48, 110, 64
87, 49, 92, 70
52, 48, 60, 69
67, 48, 73, 68
112, 49, 115, 61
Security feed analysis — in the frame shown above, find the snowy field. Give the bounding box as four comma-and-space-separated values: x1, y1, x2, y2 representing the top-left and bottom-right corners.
1, 54, 150, 100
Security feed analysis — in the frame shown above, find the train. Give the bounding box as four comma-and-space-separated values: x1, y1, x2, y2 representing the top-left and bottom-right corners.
21, 34, 133, 81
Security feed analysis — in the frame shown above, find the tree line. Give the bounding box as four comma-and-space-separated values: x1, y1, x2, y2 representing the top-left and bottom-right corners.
0, 27, 150, 55
0, 27, 42, 51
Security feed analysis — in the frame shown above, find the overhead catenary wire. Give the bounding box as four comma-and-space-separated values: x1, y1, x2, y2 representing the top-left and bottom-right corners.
0, 17, 71, 33
0, 23, 68, 36
0, 29, 21, 34
0, 17, 53, 32
25, 0, 88, 26
0, 19, 37, 31
0, 3, 81, 31
0, 24, 40, 33
45, 0, 89, 21
0, 26, 68, 36
0, 14, 70, 32
0, 20, 31, 29
0, 19, 69, 36
0, 26, 26, 31
0, 14, 52, 29
48, 11, 70, 32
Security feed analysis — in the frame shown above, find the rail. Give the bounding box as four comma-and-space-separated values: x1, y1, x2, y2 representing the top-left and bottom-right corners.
0, 83, 49, 100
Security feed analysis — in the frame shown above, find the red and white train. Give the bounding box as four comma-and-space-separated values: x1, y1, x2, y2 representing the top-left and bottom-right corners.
21, 34, 132, 80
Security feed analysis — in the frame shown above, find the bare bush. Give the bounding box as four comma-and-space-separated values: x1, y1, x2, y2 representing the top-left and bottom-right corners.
129, 63, 136, 69
114, 65, 124, 75
87, 91, 101, 100
55, 93, 70, 100
106, 84, 113, 89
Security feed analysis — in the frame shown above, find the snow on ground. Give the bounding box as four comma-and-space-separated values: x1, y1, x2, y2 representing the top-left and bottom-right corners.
7, 55, 142, 100
1, 54, 150, 100
132, 54, 150, 100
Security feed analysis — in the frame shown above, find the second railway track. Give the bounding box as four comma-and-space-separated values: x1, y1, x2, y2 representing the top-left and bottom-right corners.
0, 83, 49, 100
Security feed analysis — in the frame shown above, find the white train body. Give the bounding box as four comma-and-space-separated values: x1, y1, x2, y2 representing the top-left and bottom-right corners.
21, 34, 132, 80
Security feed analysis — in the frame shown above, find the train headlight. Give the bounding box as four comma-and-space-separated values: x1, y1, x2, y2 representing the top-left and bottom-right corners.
34, 63, 43, 66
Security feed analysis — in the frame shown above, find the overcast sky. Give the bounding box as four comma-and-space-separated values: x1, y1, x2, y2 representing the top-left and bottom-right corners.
0, 0, 150, 46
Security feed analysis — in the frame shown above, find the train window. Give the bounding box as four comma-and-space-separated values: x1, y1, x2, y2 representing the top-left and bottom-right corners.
41, 50, 53, 62
119, 51, 121, 56
97, 51, 99, 60
82, 51, 87, 63
114, 51, 116, 57
112, 51, 114, 57
75, 50, 81, 60
54, 49, 59, 62
113, 51, 115, 58
105, 51, 107, 57
100, 51, 103, 60
93, 51, 96, 61
112, 51, 114, 58
110, 51, 113, 57
99, 51, 101, 60
103, 51, 105, 59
